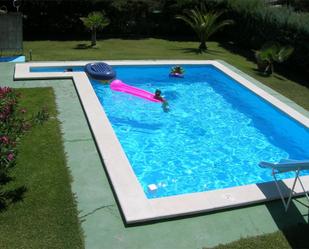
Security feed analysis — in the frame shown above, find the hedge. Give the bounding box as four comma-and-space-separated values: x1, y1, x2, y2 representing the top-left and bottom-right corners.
1, 0, 308, 74
210, 0, 309, 74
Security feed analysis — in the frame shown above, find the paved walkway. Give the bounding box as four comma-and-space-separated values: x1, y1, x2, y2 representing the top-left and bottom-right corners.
1, 62, 308, 249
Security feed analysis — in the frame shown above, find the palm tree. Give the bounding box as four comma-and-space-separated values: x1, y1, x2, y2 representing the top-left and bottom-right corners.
80, 11, 110, 47
176, 3, 233, 51
255, 42, 294, 75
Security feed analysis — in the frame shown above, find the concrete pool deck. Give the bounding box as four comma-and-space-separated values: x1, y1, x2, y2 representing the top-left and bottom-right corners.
1, 62, 309, 248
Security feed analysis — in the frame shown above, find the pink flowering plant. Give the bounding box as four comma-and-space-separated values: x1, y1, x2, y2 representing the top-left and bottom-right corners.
0, 87, 19, 174
0, 87, 49, 205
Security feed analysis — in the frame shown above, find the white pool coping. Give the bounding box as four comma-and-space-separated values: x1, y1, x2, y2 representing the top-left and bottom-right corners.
14, 60, 309, 223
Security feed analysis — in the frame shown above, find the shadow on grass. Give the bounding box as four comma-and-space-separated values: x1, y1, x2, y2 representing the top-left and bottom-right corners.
102, 34, 196, 42
0, 174, 13, 185
73, 43, 92, 50
171, 47, 223, 55
251, 68, 288, 81
0, 186, 27, 211
273, 74, 286, 81
178, 47, 201, 54
251, 68, 273, 78
219, 41, 256, 62
275, 66, 309, 89
0, 174, 27, 211
258, 180, 309, 248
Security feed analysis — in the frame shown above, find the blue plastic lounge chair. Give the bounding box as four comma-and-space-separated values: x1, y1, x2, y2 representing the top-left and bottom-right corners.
259, 159, 309, 211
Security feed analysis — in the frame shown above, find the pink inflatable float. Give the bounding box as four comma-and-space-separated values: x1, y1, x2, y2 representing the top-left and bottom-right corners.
110, 79, 162, 103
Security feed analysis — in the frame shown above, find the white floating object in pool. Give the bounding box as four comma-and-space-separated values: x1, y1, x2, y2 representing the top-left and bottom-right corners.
158, 182, 167, 188
148, 184, 158, 192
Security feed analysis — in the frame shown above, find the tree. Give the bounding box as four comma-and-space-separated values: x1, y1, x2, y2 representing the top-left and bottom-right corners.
80, 11, 110, 47
176, 3, 233, 51
255, 42, 294, 75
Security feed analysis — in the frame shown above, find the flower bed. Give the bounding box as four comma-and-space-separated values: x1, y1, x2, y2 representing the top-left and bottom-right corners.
0, 87, 48, 207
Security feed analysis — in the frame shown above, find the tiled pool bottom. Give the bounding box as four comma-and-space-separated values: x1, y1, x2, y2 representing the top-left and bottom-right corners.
14, 60, 309, 223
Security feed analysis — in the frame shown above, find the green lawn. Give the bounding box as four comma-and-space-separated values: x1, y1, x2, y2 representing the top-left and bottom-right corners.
0, 88, 84, 249
24, 39, 309, 110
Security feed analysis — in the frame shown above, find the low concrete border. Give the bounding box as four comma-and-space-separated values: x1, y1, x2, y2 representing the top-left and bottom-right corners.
14, 60, 309, 223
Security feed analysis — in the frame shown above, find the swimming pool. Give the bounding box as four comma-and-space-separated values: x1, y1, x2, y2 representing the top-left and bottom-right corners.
90, 65, 309, 198
16, 60, 309, 223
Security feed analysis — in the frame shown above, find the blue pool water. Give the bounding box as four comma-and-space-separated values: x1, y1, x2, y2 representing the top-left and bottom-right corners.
30, 66, 84, 72
31, 64, 309, 198
0, 55, 25, 62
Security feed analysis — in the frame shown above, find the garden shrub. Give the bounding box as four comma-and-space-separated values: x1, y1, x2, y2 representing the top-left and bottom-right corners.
210, 0, 309, 76
255, 41, 294, 75
0, 87, 49, 208
2, 0, 308, 76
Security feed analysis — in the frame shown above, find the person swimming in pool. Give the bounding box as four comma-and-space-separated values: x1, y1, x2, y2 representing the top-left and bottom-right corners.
154, 89, 165, 101
154, 89, 170, 112
162, 101, 170, 112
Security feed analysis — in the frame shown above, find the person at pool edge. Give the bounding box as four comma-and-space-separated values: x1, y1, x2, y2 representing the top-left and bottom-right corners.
154, 89, 170, 112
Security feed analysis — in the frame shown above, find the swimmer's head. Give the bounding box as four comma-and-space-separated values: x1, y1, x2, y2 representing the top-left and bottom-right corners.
155, 89, 162, 96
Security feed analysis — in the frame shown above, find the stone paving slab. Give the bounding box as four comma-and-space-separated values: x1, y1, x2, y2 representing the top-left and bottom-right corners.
64, 140, 115, 213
